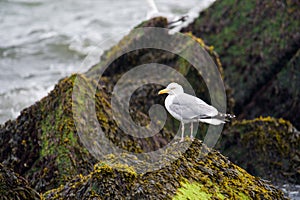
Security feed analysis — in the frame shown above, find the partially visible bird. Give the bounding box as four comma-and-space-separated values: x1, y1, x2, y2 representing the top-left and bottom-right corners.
158, 82, 235, 142
145, 0, 217, 33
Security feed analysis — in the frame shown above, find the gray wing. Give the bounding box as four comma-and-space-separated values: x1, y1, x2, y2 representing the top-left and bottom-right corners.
169, 93, 218, 119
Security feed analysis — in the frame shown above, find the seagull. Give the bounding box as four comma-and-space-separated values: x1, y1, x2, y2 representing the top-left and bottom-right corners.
145, 0, 217, 33
158, 82, 235, 142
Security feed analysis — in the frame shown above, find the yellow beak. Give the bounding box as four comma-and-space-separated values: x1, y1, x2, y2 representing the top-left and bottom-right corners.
158, 88, 169, 95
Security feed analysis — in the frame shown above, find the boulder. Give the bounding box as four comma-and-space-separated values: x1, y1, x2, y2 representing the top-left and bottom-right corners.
218, 117, 300, 184
0, 163, 40, 200
183, 0, 300, 129
43, 140, 286, 199
0, 14, 290, 200
0, 76, 97, 193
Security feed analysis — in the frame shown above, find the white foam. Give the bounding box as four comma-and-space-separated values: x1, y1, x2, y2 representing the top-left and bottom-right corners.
169, 0, 216, 34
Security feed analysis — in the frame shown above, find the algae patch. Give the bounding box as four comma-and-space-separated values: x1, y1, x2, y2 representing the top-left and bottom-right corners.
173, 180, 225, 200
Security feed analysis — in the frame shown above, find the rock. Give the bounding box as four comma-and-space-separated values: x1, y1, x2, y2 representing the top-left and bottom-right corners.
183, 0, 300, 129
0, 163, 40, 200
43, 140, 286, 199
0, 76, 97, 193
239, 49, 300, 123
87, 16, 234, 136
0, 16, 289, 199
218, 117, 300, 184
0, 71, 172, 193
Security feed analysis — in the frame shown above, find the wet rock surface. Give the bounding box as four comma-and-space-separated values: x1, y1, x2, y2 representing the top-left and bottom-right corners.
43, 140, 286, 200
183, 0, 300, 129
0, 77, 97, 193
0, 163, 40, 200
218, 117, 300, 184
0, 1, 299, 199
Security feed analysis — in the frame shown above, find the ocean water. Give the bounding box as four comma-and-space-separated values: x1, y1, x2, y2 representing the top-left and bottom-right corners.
0, 0, 202, 123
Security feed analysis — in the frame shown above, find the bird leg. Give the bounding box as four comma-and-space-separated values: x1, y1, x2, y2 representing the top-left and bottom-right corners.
180, 122, 185, 142
190, 122, 194, 141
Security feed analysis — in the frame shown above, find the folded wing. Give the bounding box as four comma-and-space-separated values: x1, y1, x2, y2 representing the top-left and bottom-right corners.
169, 93, 218, 120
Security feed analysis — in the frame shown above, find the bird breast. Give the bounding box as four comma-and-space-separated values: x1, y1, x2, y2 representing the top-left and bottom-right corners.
165, 95, 183, 121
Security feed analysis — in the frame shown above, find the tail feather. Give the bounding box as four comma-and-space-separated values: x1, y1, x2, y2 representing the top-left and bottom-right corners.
217, 113, 236, 122
197, 113, 235, 125
218, 113, 236, 119
199, 118, 225, 125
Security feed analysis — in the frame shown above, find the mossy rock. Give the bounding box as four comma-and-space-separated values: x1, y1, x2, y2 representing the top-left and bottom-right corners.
0, 16, 289, 199
0, 17, 175, 193
218, 117, 300, 184
0, 76, 97, 193
0, 163, 40, 200
43, 140, 286, 200
0, 71, 172, 193
239, 49, 300, 123
87, 16, 233, 137
183, 0, 300, 129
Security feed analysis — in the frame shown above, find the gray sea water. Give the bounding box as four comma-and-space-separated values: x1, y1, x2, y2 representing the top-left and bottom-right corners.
0, 0, 200, 123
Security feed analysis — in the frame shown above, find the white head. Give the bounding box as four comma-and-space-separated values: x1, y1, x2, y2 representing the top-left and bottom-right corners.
158, 82, 184, 95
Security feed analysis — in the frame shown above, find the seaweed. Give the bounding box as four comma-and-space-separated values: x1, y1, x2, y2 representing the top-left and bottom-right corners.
0, 12, 293, 200
218, 117, 300, 184
183, 0, 300, 128
0, 163, 41, 200
43, 140, 286, 199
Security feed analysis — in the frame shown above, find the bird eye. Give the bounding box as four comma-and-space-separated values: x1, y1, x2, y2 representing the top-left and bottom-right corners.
170, 87, 176, 90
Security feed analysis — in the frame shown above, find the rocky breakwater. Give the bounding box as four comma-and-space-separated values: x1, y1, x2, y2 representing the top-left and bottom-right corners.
182, 0, 300, 197
0, 16, 290, 199
183, 0, 300, 129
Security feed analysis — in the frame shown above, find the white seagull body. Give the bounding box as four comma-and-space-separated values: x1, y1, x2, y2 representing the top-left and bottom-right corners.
158, 82, 235, 141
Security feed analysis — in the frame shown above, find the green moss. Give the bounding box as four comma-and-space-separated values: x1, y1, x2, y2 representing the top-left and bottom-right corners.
39, 78, 82, 178
174, 179, 251, 200
173, 181, 213, 200
237, 192, 251, 200
15, 75, 98, 192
